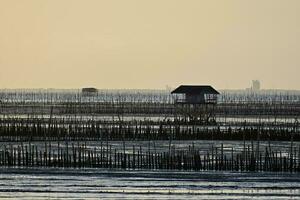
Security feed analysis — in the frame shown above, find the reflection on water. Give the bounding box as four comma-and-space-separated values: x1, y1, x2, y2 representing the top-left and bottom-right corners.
0, 167, 299, 199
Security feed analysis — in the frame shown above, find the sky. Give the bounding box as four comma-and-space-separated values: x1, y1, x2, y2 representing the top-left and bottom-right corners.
0, 0, 299, 90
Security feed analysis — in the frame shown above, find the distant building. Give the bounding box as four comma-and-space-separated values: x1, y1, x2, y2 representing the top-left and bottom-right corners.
171, 85, 220, 124
171, 85, 219, 104
251, 80, 260, 91
82, 87, 98, 94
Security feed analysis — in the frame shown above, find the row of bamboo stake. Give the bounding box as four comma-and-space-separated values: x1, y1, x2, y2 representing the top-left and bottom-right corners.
1, 101, 299, 117
0, 142, 299, 172
0, 119, 298, 141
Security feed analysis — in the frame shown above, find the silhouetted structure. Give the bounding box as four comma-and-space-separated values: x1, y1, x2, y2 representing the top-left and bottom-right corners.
82, 87, 98, 95
171, 85, 220, 124
171, 85, 219, 104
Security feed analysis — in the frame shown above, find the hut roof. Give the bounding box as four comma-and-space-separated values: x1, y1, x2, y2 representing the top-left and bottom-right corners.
82, 87, 98, 93
171, 85, 219, 95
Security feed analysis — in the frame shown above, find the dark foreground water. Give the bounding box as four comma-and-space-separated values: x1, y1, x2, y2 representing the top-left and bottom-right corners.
0, 168, 299, 199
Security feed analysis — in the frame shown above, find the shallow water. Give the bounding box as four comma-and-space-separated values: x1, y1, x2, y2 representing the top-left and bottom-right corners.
2, 140, 299, 156
0, 167, 299, 199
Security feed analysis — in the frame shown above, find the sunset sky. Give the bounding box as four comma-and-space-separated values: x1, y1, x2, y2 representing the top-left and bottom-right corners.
0, 0, 299, 90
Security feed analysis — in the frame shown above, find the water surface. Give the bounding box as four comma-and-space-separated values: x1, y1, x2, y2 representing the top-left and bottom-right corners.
0, 168, 299, 199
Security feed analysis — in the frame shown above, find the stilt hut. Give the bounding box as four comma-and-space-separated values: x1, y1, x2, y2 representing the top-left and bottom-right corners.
82, 87, 98, 96
171, 85, 219, 124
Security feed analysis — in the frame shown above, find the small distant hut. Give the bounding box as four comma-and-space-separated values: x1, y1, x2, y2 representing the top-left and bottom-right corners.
82, 87, 98, 95
171, 85, 220, 124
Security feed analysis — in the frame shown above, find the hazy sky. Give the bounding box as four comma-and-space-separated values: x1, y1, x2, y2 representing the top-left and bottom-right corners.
0, 0, 299, 90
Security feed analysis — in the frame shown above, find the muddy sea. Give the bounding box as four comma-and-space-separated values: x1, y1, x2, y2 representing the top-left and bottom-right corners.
0, 167, 299, 199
